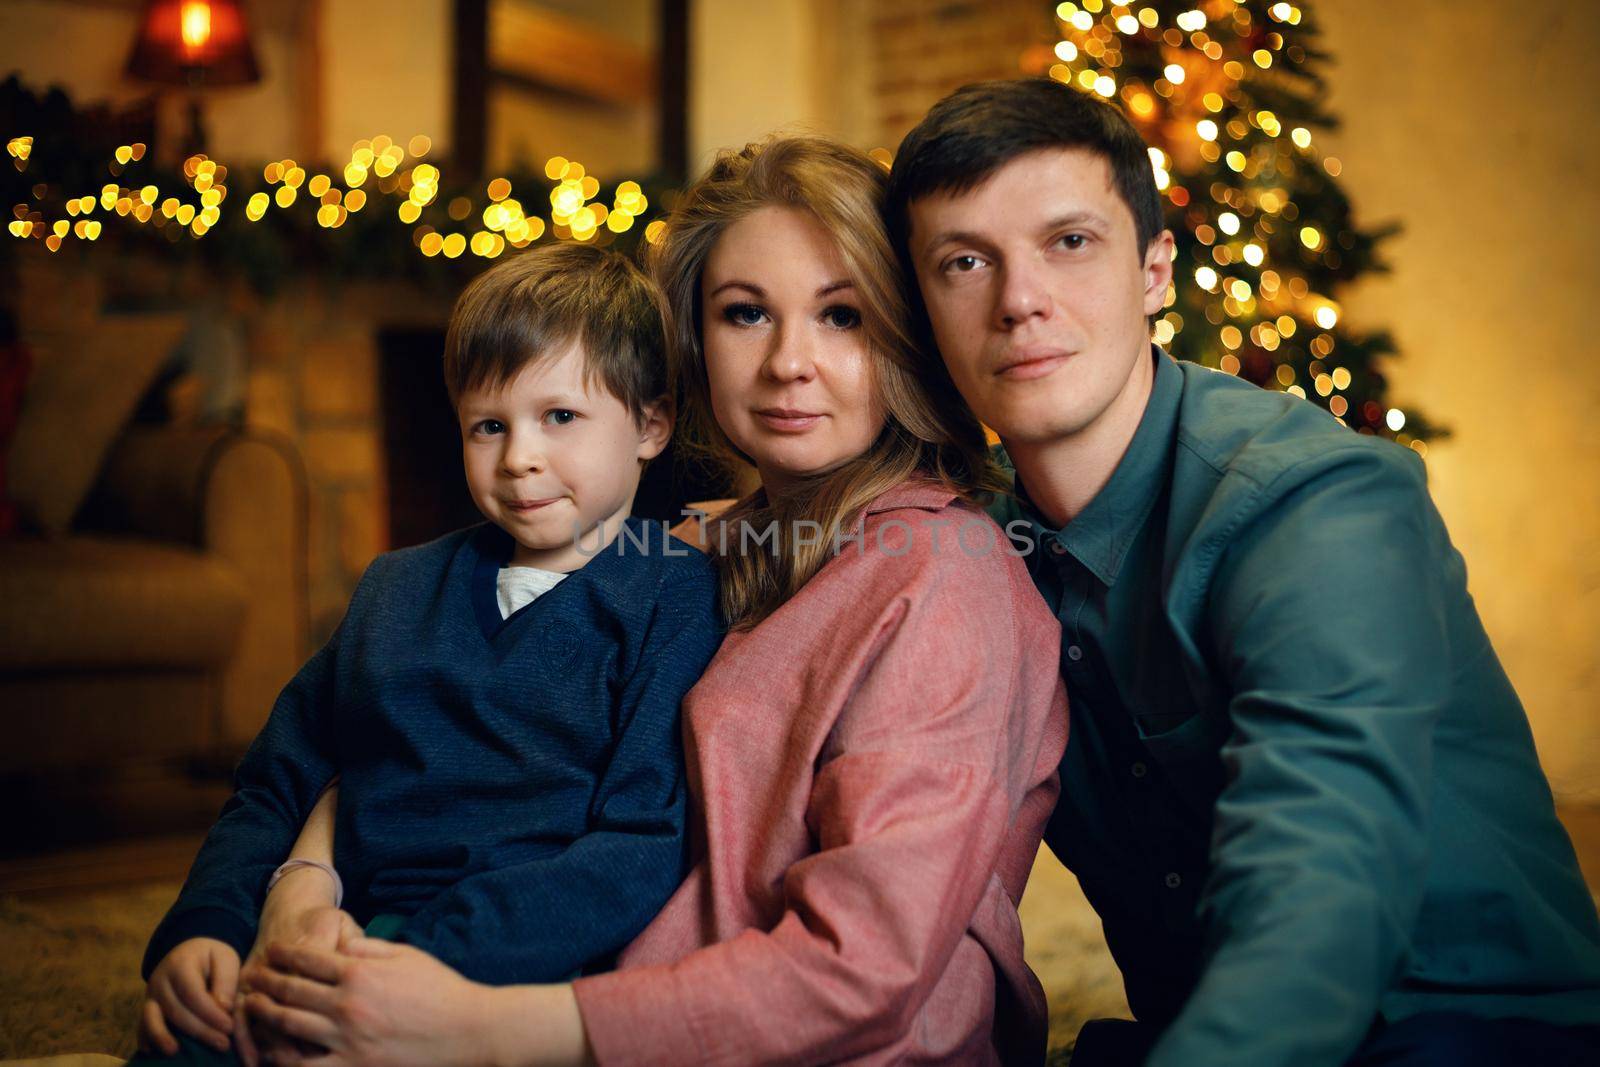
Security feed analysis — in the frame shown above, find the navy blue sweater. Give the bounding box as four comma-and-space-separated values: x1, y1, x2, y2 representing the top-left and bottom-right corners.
142, 518, 723, 985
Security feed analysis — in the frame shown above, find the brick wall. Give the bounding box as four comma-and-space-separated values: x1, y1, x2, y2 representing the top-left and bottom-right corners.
244, 281, 450, 645
858, 0, 1058, 150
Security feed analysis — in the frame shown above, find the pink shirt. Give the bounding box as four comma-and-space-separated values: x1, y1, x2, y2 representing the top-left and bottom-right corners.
573, 480, 1069, 1065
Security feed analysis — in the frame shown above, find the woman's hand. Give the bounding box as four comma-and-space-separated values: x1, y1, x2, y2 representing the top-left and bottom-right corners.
235, 866, 361, 1066
245, 937, 592, 1067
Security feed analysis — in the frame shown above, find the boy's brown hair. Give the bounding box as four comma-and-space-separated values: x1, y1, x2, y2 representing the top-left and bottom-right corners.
442, 243, 667, 423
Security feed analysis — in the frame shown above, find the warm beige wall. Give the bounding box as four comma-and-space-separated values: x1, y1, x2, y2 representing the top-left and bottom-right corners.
318, 0, 451, 163
689, 0, 827, 170
1317, 2, 1600, 801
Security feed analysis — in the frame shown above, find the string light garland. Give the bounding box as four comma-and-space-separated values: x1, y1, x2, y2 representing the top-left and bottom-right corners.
6, 131, 663, 268
0, 73, 667, 300
1033, 0, 1438, 448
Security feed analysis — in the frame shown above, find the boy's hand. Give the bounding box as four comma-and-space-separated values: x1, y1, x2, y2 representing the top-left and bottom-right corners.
139, 937, 239, 1056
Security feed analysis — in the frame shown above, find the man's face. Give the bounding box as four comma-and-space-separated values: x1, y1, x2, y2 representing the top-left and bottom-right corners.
906, 147, 1173, 448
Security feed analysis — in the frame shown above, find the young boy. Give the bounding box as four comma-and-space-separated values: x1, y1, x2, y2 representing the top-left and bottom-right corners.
134, 243, 723, 1061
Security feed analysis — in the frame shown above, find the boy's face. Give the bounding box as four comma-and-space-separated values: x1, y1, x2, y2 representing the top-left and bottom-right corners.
905, 147, 1173, 448
457, 342, 670, 571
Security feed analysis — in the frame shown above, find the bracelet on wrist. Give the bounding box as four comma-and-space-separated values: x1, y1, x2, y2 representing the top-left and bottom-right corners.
266, 859, 344, 908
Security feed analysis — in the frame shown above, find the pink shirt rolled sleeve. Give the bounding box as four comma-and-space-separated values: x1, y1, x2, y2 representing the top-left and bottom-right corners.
573, 481, 1069, 1065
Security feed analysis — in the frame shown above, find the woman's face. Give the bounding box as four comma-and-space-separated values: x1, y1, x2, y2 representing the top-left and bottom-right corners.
700, 205, 887, 493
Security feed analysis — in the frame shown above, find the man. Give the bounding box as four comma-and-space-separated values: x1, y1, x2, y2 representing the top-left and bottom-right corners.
886, 78, 1600, 1066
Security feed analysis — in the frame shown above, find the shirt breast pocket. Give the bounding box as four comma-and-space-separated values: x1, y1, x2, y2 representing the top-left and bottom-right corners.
1135, 710, 1193, 736
1135, 704, 1229, 811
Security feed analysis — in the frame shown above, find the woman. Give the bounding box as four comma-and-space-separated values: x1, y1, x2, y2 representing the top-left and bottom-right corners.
246, 137, 1068, 1065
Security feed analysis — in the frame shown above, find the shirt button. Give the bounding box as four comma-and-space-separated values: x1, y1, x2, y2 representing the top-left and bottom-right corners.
1131, 761, 1148, 779
1164, 872, 1183, 890
1066, 645, 1084, 662
1049, 539, 1068, 556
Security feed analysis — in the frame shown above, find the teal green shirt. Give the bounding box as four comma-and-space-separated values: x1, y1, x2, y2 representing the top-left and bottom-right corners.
988, 349, 1600, 1065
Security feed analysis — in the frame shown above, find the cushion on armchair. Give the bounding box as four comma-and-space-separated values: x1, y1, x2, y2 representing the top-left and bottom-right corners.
6, 313, 185, 535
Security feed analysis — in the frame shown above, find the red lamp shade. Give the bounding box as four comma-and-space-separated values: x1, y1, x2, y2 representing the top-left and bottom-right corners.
126, 0, 260, 87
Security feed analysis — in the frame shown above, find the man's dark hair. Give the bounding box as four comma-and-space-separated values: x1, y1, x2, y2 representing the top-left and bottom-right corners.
885, 78, 1165, 261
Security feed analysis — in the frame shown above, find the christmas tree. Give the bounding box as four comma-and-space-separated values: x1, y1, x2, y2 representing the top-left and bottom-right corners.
1039, 0, 1437, 449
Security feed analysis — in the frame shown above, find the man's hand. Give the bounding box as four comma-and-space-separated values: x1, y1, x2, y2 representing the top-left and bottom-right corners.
139, 937, 240, 1056
234, 866, 361, 1067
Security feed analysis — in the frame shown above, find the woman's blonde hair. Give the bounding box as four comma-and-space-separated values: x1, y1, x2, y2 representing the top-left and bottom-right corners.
652, 135, 1006, 630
